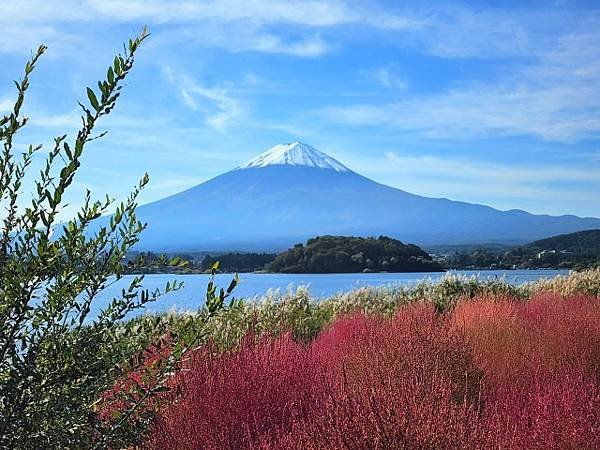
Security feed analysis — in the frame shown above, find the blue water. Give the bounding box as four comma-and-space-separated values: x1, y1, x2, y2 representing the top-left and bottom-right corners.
91, 270, 569, 316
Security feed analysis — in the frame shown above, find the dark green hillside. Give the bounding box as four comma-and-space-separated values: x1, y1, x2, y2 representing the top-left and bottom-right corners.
269, 236, 444, 273
442, 229, 600, 270
527, 229, 600, 252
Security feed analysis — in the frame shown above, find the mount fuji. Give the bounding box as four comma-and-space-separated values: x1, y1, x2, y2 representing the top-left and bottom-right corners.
131, 142, 600, 251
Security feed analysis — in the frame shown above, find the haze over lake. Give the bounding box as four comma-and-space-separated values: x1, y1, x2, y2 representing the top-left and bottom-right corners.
94, 270, 568, 317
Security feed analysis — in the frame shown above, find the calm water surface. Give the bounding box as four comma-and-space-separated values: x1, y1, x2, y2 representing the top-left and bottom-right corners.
93, 269, 569, 316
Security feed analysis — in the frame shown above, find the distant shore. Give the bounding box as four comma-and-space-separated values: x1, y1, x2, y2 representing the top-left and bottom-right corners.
126, 266, 572, 275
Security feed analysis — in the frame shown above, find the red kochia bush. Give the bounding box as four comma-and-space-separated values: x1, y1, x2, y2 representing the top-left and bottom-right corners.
145, 295, 600, 449
291, 305, 485, 450
452, 294, 600, 449
484, 367, 600, 449
146, 306, 484, 449
146, 334, 323, 449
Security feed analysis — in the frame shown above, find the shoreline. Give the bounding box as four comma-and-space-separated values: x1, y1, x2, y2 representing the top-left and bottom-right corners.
126, 267, 572, 275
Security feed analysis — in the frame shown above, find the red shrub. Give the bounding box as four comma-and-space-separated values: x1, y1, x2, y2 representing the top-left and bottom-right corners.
450, 297, 529, 381
143, 294, 600, 449
146, 334, 323, 450
483, 368, 600, 449
295, 305, 485, 450
454, 294, 600, 449
520, 293, 600, 378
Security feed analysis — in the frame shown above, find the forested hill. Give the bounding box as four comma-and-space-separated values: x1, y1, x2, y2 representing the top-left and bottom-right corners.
268, 236, 444, 273
441, 229, 600, 270
527, 229, 600, 252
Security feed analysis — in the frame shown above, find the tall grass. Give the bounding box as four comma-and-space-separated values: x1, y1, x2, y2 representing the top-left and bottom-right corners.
526, 267, 600, 297
131, 270, 595, 351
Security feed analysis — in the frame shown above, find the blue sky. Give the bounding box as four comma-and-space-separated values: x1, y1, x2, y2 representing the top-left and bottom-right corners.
1, 0, 599, 219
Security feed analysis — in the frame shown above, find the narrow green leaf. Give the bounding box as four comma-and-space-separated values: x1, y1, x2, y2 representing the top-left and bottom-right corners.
86, 87, 100, 111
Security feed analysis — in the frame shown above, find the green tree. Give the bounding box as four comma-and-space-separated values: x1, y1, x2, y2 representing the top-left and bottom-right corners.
0, 29, 236, 449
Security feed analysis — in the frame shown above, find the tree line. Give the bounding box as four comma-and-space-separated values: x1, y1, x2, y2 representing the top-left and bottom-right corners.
441, 229, 600, 270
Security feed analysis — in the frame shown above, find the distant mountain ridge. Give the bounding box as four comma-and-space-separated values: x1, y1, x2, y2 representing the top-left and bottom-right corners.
130, 142, 600, 251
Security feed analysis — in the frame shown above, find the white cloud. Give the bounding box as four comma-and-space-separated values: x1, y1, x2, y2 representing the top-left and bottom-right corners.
381, 152, 600, 185
372, 67, 408, 90
87, 0, 359, 27
176, 27, 329, 57
0, 0, 420, 56
325, 15, 600, 142
274, 35, 328, 58
326, 83, 600, 141
0, 98, 14, 113
349, 151, 600, 216
0, 0, 417, 30
30, 110, 81, 129
27, 108, 173, 134
164, 67, 242, 130
410, 7, 531, 59
0, 21, 79, 53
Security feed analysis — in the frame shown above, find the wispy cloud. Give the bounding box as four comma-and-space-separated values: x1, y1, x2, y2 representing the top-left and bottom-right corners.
350, 152, 600, 216
381, 152, 600, 185
371, 67, 408, 90
325, 15, 600, 142
0, 98, 13, 113
88, 0, 359, 27
0, 21, 78, 54
173, 26, 330, 57
325, 84, 600, 141
246, 34, 327, 58
0, 0, 426, 58
30, 110, 81, 129
164, 67, 242, 130
408, 6, 531, 59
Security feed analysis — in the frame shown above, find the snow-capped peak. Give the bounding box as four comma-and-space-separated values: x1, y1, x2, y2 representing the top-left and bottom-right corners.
238, 141, 349, 172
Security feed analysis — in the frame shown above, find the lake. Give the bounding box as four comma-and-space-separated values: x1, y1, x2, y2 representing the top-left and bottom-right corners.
92, 269, 569, 316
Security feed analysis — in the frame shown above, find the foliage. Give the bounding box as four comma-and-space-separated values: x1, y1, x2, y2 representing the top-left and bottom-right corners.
124, 251, 277, 274
126, 251, 197, 274
529, 228, 600, 252
0, 29, 157, 449
442, 229, 600, 270
142, 292, 600, 449
201, 252, 276, 272
269, 235, 443, 273
0, 29, 236, 449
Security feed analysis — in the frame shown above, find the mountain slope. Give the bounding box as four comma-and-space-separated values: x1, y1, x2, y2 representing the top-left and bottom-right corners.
526, 229, 600, 252
131, 142, 600, 251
